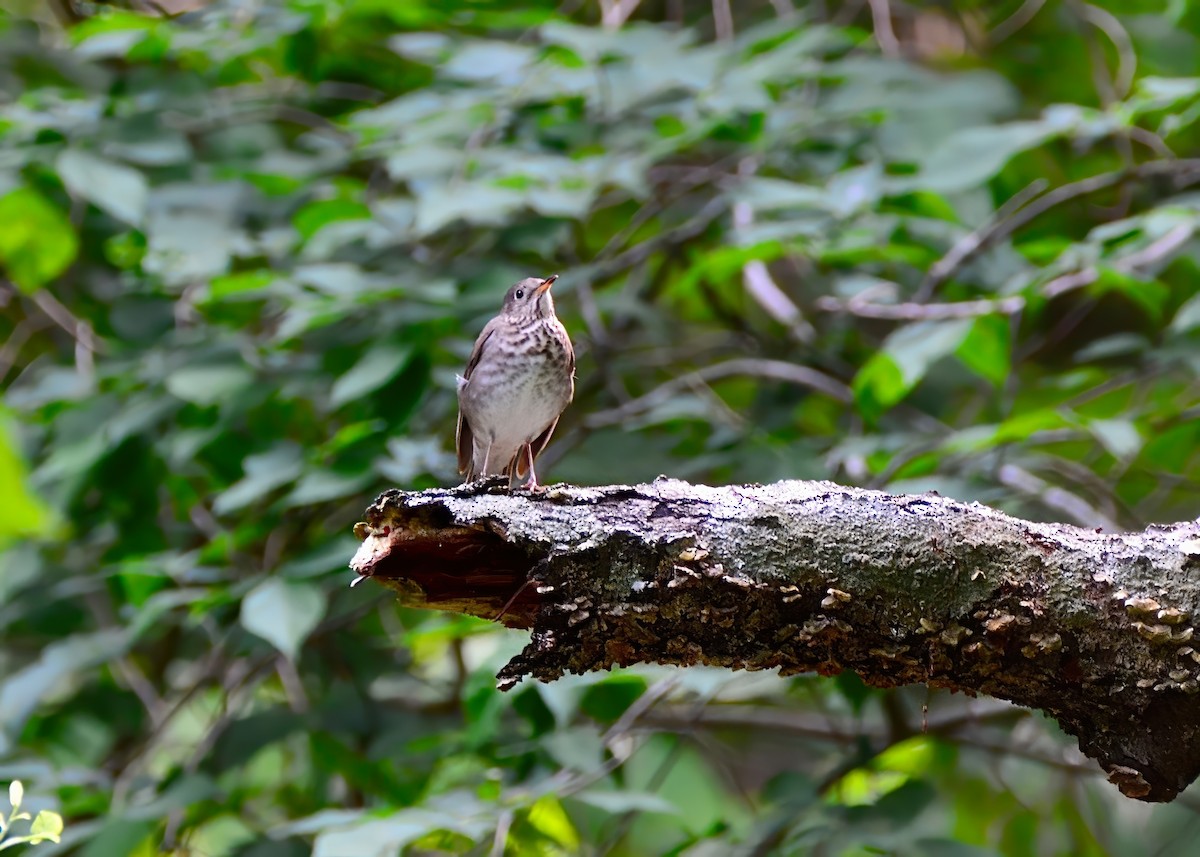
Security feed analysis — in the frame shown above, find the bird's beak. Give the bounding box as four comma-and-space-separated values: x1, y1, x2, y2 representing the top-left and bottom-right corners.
535, 274, 558, 294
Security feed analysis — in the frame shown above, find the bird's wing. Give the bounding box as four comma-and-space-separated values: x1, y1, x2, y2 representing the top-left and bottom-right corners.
456, 320, 499, 476
462, 318, 499, 382
455, 409, 475, 477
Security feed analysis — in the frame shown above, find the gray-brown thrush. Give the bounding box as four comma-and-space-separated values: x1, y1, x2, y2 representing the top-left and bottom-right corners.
456, 274, 575, 490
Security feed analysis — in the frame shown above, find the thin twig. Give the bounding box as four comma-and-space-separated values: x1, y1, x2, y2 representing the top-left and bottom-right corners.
990, 0, 1048, 44
1042, 221, 1194, 298
817, 295, 1026, 320
997, 463, 1120, 530
585, 357, 852, 429
599, 0, 642, 28
0, 319, 47, 386
919, 179, 1048, 300
29, 288, 101, 381
733, 158, 816, 344
489, 811, 514, 857
1076, 2, 1136, 99
1127, 126, 1175, 159
920, 160, 1200, 295
590, 196, 728, 280
712, 0, 734, 41
866, 0, 901, 56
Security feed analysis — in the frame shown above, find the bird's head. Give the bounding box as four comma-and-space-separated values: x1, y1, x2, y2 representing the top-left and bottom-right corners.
502, 274, 558, 320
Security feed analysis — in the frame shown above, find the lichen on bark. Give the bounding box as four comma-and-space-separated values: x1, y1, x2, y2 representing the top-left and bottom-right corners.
350, 477, 1200, 802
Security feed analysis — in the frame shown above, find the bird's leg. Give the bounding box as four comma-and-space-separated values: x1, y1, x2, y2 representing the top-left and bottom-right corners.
479, 440, 492, 479
522, 443, 542, 492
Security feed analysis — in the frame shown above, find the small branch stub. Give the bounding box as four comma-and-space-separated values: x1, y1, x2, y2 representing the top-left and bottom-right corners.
350, 477, 1200, 803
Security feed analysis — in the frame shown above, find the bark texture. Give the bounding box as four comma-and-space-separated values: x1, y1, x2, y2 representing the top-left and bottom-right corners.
349, 477, 1200, 802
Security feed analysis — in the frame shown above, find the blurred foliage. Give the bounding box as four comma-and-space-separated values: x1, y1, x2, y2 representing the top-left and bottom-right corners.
2, 0, 1200, 854
0, 781, 64, 851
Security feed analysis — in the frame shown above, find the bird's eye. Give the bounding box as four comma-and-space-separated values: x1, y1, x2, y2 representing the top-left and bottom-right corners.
515, 289, 525, 299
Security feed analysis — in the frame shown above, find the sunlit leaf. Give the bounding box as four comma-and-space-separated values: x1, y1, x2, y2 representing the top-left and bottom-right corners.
29, 810, 65, 842
957, 314, 1011, 387
0, 414, 51, 541
525, 795, 579, 850
0, 188, 79, 293
855, 320, 971, 418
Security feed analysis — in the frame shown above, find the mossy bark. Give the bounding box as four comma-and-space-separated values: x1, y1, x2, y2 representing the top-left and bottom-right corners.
350, 477, 1200, 803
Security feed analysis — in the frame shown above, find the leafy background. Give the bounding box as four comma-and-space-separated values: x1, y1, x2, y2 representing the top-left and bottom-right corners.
3, 0, 1200, 854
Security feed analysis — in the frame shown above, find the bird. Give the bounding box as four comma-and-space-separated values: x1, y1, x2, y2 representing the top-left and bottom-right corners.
456, 274, 575, 490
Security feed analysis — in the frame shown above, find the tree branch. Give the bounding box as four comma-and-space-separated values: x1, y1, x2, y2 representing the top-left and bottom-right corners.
349, 478, 1200, 803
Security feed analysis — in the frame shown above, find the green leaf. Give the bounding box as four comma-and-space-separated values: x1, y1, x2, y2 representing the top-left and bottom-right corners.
0, 415, 51, 542
311, 809, 482, 857
165, 364, 254, 407
240, 579, 326, 662
579, 674, 647, 722
0, 187, 79, 293
1090, 418, 1142, 461
294, 199, 371, 241
330, 344, 413, 407
0, 631, 130, 741
897, 118, 1066, 194
213, 444, 304, 515
853, 352, 906, 422
1090, 267, 1169, 320
956, 314, 1011, 387
1170, 293, 1200, 334
855, 320, 972, 418
525, 795, 579, 850
888, 320, 973, 386
571, 790, 681, 817
57, 150, 148, 227
205, 270, 276, 302
29, 810, 64, 842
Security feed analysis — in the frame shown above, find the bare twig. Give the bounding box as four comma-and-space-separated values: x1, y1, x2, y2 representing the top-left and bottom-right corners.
488, 811, 514, 857
866, 0, 902, 56
1128, 126, 1176, 160
921, 160, 1200, 295
712, 0, 734, 41
595, 157, 741, 263
0, 319, 47, 386
599, 0, 642, 28
817, 295, 1026, 320
584, 357, 851, 429
30, 289, 101, 380
996, 463, 1120, 530
919, 179, 1048, 299
1076, 2, 1136, 99
990, 0, 1048, 44
590, 196, 729, 280
1042, 222, 1194, 298
733, 158, 816, 344
276, 655, 310, 713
